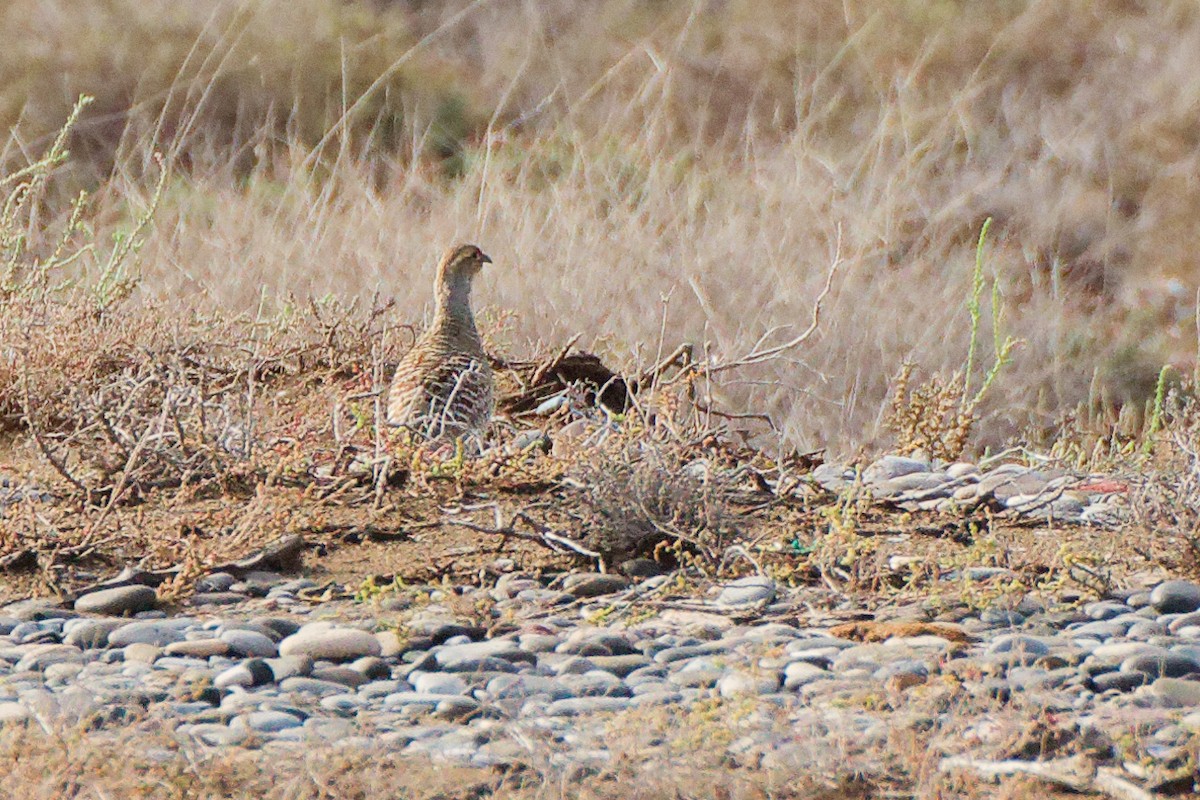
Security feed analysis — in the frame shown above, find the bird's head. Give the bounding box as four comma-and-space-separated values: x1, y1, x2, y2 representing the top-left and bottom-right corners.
437, 244, 492, 286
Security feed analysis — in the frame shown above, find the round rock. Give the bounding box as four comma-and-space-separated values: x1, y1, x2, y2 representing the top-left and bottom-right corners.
74, 586, 157, 616
716, 577, 776, 607
562, 573, 629, 598
1151, 581, 1200, 614
278, 625, 382, 662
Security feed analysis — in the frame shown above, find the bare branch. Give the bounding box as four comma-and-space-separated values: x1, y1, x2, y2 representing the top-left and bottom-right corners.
709, 225, 843, 375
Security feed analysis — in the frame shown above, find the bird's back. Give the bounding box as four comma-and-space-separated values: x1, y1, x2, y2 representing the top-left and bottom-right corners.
387, 324, 494, 441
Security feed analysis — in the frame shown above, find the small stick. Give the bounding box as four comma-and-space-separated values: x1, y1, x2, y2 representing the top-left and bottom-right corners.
530, 333, 582, 387
709, 225, 843, 375
939, 756, 1152, 800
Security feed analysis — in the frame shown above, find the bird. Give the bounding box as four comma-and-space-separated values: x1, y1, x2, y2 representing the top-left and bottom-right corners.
386, 244, 495, 446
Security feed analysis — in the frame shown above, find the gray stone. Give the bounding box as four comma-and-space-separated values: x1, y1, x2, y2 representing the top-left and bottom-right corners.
586, 654, 651, 677
1151, 581, 1200, 614
350, 656, 389, 679
1144, 677, 1200, 707
980, 608, 1026, 626
108, 620, 193, 647
716, 577, 775, 607
558, 631, 638, 656
783, 662, 830, 689
718, 670, 781, 697
2, 599, 70, 621
232, 710, 304, 734
438, 656, 519, 674
987, 635, 1051, 657
220, 630, 278, 658
871, 473, 950, 496
654, 640, 740, 664
278, 625, 382, 662
196, 573, 237, 592
1167, 612, 1200, 634
434, 638, 533, 669
1007, 667, 1073, 691
873, 660, 929, 682
434, 696, 480, 720
668, 667, 722, 689
189, 593, 244, 607
1121, 651, 1200, 679
214, 658, 274, 689
255, 618, 302, 639
412, 673, 468, 695
185, 723, 248, 747
550, 655, 597, 675
946, 463, 981, 479
974, 467, 1051, 501
518, 634, 560, 653
61, 619, 126, 649
123, 643, 160, 664
1070, 620, 1131, 639
1127, 620, 1168, 639
278, 677, 353, 697
14, 644, 83, 672
862, 456, 929, 483
812, 463, 854, 492
1092, 671, 1149, 692
310, 666, 368, 687
1083, 601, 1131, 620
163, 639, 230, 658
74, 586, 157, 616
486, 675, 572, 700
961, 567, 1016, 582
0, 703, 28, 724
542, 697, 633, 716
265, 656, 313, 681
562, 573, 629, 598
629, 690, 684, 707
559, 671, 630, 697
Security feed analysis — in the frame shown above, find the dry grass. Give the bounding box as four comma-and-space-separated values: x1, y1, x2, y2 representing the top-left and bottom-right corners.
3, 6, 1200, 796
3, 0, 1200, 454
0, 676, 1179, 800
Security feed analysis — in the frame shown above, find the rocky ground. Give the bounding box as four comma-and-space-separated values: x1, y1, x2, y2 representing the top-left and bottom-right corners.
2, 566, 1200, 797
0, 452, 1196, 798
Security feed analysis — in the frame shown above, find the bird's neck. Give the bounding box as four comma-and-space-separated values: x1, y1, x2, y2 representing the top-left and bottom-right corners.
433, 277, 480, 342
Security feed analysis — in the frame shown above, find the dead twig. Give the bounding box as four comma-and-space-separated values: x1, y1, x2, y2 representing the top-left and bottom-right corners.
939, 755, 1152, 800
708, 225, 843, 375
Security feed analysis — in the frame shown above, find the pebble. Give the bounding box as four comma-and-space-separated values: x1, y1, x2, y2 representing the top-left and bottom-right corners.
1151, 581, 1200, 614
718, 670, 781, 697
1144, 678, 1200, 707
562, 573, 629, 598
0, 472, 1188, 782
716, 577, 776, 607
237, 710, 305, 734
278, 625, 382, 661
109, 620, 192, 647
862, 456, 929, 483
220, 629, 279, 658
74, 586, 158, 616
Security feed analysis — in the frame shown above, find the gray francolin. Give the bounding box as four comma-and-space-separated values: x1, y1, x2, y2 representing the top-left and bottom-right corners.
387, 244, 495, 444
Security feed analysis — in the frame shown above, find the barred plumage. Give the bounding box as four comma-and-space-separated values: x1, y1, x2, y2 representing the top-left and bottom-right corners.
387, 244, 495, 443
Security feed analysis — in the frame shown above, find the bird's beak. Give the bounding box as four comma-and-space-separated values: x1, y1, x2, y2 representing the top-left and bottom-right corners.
481, 254, 493, 264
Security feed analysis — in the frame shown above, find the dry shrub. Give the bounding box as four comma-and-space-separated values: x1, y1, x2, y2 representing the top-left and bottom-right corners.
885, 363, 977, 461
570, 438, 740, 569
5, 0, 1200, 458
1131, 387, 1200, 577
0, 105, 408, 508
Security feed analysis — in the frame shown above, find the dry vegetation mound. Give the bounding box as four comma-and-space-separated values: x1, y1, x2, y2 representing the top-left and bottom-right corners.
3, 0, 1200, 451
2, 2, 1200, 605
